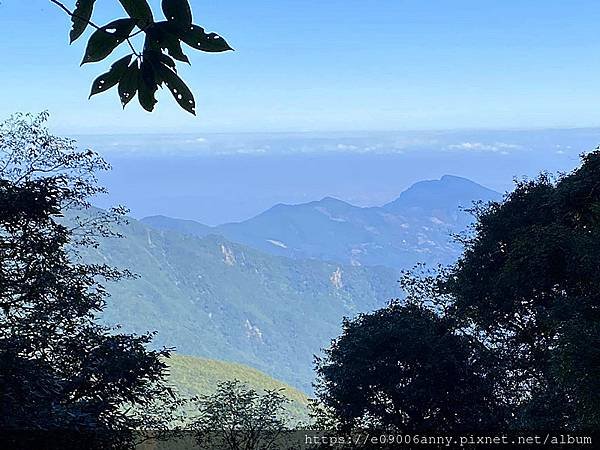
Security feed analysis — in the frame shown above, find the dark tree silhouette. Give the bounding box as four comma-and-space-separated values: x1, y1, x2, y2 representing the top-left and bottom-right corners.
191, 380, 292, 450
314, 302, 500, 432
314, 150, 600, 432
445, 150, 600, 430
0, 113, 179, 446
49, 0, 232, 114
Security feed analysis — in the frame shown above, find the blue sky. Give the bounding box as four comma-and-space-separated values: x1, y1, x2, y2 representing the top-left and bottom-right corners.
3, 1, 600, 133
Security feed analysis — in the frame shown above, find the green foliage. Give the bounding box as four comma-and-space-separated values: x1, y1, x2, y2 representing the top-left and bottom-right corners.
74, 210, 398, 393
314, 150, 600, 432
0, 113, 179, 445
443, 151, 600, 430
55, 0, 233, 114
314, 302, 500, 432
190, 380, 292, 450
167, 354, 309, 424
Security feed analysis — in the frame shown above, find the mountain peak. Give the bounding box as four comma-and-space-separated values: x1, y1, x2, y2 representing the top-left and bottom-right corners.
318, 196, 349, 206
141, 215, 212, 238
384, 175, 501, 211
440, 174, 473, 183
262, 196, 351, 210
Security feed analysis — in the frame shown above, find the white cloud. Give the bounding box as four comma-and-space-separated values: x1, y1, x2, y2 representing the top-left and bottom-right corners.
336, 143, 359, 151
234, 148, 268, 154
446, 142, 521, 154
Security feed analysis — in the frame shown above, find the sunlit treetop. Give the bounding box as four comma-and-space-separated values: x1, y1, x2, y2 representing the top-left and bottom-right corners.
50, 0, 233, 115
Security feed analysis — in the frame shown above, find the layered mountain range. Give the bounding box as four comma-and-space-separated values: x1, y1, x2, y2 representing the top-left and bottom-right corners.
83, 175, 500, 392
143, 175, 501, 269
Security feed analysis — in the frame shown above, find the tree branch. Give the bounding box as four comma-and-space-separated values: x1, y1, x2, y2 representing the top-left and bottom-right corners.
48, 0, 101, 31
50, 0, 142, 56
126, 39, 141, 57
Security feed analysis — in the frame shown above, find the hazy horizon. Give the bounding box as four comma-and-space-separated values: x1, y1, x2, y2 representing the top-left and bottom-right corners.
81, 127, 598, 225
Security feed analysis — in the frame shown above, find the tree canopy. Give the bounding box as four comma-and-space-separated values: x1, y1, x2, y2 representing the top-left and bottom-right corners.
0, 113, 178, 447
445, 151, 600, 429
314, 150, 600, 432
49, 0, 232, 114
314, 302, 501, 432
191, 380, 292, 450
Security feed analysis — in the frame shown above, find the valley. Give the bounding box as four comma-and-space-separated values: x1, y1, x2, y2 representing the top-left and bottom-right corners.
84, 175, 500, 392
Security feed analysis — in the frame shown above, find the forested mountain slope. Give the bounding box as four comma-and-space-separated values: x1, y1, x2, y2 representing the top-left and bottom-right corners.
78, 213, 398, 392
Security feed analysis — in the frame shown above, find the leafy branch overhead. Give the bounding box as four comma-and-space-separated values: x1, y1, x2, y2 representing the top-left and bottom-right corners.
54, 0, 233, 114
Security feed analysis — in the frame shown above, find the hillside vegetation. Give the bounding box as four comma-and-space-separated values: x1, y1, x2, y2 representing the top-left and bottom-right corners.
167, 354, 309, 423
75, 212, 398, 392
75, 176, 498, 392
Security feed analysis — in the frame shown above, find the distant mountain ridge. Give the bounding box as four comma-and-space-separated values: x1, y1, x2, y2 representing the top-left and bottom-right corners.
76, 175, 499, 393
143, 175, 501, 270
76, 212, 398, 393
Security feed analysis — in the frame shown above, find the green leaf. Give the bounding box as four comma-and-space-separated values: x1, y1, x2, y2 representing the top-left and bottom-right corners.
118, 61, 140, 108
70, 0, 97, 43
162, 0, 192, 27
89, 54, 133, 98
146, 22, 190, 63
138, 60, 159, 112
118, 0, 154, 28
179, 25, 233, 53
81, 19, 136, 64
157, 64, 196, 115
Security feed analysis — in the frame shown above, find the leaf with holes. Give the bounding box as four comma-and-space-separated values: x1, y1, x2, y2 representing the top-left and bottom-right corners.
162, 0, 192, 27
179, 25, 233, 53
81, 18, 136, 64
144, 49, 177, 74
89, 54, 133, 98
118, 61, 140, 108
138, 60, 159, 112
70, 0, 97, 43
157, 64, 195, 115
145, 22, 190, 63
156, 52, 177, 71
118, 0, 154, 28
161, 33, 190, 63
